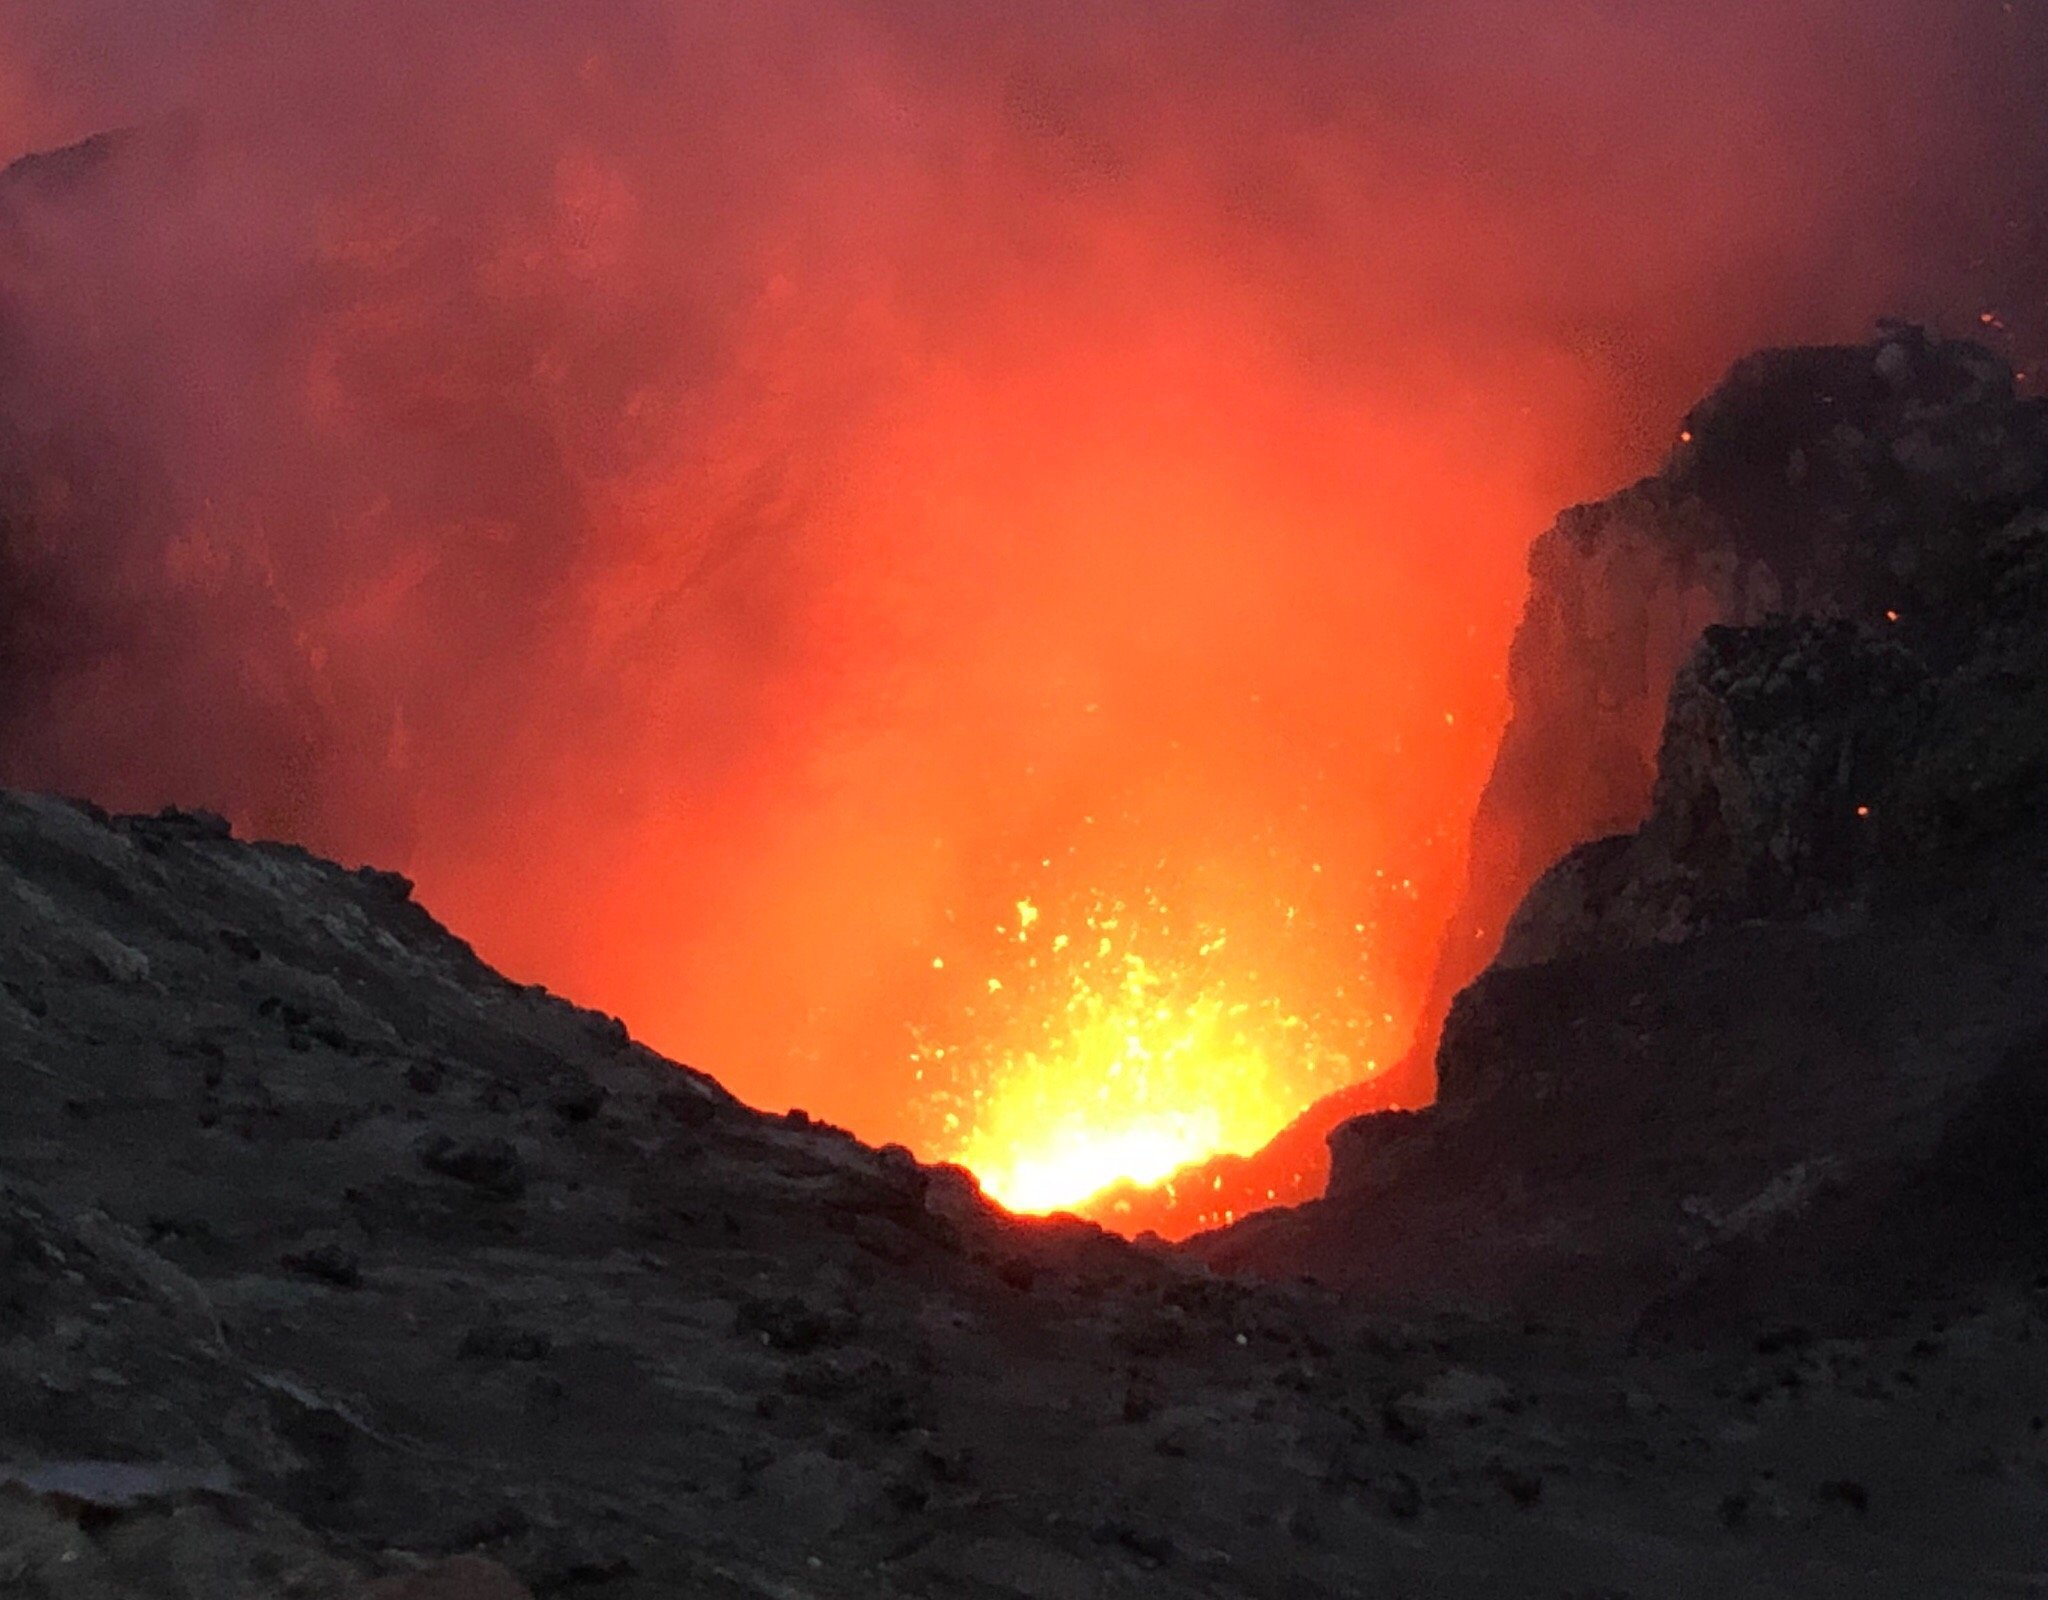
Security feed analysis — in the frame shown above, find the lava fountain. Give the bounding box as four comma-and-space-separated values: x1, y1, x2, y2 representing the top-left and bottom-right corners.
917, 876, 1396, 1219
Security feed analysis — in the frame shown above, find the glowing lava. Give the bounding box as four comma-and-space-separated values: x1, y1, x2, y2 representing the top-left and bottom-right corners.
921, 894, 1364, 1216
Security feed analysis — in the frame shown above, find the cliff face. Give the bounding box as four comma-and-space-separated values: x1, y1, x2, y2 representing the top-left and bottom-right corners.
1498, 350, 2048, 971
1423, 328, 2047, 1041
1158, 329, 2048, 1231
1200, 333, 2048, 1334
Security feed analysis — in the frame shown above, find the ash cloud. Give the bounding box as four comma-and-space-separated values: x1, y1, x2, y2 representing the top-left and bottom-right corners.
0, 0, 2043, 1141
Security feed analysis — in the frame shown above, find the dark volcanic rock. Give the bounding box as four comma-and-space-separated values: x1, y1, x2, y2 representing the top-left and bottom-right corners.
1497, 615, 1926, 965
1425, 327, 2048, 1049
1502, 467, 2048, 972
7, 780, 2048, 1595
0, 783, 1880, 1599
1174, 329, 2048, 1224
415, 1132, 529, 1200
282, 1236, 364, 1289
1205, 332, 2048, 1353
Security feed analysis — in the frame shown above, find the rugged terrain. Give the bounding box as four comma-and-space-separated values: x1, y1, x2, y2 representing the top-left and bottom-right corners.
1196, 329, 2048, 1578
6, 328, 2048, 1599
1204, 329, 2048, 1316
6, 792, 2048, 1600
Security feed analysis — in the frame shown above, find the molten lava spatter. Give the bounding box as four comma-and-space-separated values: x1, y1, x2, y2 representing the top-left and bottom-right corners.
920, 892, 1375, 1217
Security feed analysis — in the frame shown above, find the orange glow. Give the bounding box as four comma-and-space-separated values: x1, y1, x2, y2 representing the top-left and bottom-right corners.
3, 1, 2043, 1241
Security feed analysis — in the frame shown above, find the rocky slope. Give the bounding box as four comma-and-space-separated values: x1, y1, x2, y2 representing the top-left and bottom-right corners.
5, 792, 2048, 1596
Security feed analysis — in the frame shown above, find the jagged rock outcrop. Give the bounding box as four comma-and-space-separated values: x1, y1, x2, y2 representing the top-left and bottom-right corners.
1501, 476, 2048, 971
1495, 616, 1923, 965
1202, 334, 2048, 1347
1168, 328, 2048, 1236
1422, 326, 2048, 1042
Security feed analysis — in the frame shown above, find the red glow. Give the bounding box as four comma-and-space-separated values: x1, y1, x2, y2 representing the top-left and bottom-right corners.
1, 3, 2043, 1226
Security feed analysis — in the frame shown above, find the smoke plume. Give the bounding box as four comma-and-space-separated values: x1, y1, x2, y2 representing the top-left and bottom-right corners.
1, 0, 2042, 1164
